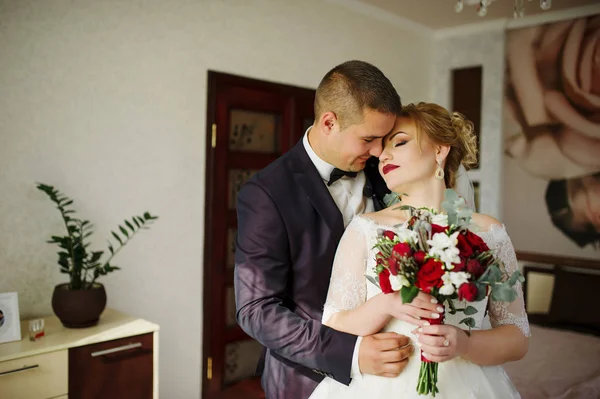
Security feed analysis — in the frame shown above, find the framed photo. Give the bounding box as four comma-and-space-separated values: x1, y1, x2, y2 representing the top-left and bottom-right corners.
0, 292, 22, 344
503, 15, 600, 261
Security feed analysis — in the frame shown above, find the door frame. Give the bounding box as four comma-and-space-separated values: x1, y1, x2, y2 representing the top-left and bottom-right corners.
202, 71, 315, 398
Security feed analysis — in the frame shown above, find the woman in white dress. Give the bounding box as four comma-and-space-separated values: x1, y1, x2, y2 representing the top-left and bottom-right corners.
309, 102, 530, 399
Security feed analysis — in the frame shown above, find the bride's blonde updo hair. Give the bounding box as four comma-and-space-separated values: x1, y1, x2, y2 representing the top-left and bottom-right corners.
399, 102, 478, 188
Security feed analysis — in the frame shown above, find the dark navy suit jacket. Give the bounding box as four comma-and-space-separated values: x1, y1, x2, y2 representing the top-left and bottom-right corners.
234, 140, 389, 399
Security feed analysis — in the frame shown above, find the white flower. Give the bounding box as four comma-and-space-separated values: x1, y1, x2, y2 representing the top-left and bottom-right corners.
431, 213, 448, 227
441, 272, 452, 285
427, 231, 460, 268
390, 274, 410, 291
439, 284, 455, 296
439, 247, 461, 267
427, 231, 459, 251
428, 232, 451, 251
449, 271, 471, 287
396, 227, 419, 244
440, 273, 456, 295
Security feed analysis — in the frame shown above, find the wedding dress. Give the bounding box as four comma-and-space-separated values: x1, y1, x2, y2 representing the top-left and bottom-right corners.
308, 215, 530, 399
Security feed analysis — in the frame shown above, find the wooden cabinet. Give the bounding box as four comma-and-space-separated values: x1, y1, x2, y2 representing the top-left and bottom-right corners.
0, 309, 159, 399
69, 333, 154, 399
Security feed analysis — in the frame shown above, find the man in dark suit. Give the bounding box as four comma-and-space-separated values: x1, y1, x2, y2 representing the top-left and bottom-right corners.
234, 61, 430, 399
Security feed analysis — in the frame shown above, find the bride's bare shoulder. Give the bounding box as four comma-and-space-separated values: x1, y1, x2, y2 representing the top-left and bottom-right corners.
470, 213, 503, 232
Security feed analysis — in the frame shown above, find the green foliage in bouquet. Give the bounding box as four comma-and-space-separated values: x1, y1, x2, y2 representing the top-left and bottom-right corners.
36, 183, 158, 290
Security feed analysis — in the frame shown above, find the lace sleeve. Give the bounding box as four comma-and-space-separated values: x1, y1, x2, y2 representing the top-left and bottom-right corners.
484, 225, 531, 337
322, 217, 368, 324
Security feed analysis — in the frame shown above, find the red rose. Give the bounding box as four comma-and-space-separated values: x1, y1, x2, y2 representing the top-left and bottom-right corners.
458, 282, 478, 302
388, 256, 399, 276
456, 233, 474, 258
415, 259, 444, 294
393, 242, 413, 258
464, 231, 489, 253
467, 259, 485, 278
431, 224, 449, 235
383, 230, 396, 240
453, 257, 467, 272
414, 250, 426, 264
379, 268, 393, 294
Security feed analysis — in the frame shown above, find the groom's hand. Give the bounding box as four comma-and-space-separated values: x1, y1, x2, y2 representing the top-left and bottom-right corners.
358, 332, 414, 377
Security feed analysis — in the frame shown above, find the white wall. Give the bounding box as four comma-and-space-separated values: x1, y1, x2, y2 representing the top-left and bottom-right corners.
0, 1, 432, 397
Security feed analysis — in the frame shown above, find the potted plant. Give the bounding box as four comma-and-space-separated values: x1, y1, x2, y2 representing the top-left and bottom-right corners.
36, 183, 158, 328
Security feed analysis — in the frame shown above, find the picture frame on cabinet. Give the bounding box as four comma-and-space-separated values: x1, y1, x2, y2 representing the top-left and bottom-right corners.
0, 292, 22, 344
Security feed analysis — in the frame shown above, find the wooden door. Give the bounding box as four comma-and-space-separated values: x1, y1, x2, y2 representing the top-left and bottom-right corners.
202, 71, 315, 398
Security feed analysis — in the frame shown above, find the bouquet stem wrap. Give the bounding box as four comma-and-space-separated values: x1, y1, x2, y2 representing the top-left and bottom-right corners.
417, 314, 445, 396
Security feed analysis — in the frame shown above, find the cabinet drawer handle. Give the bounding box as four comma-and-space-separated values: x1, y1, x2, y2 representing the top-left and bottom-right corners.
91, 342, 143, 357
0, 364, 39, 376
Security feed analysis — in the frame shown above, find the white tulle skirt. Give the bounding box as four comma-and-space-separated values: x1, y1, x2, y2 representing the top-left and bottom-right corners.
308, 354, 520, 399
309, 319, 520, 399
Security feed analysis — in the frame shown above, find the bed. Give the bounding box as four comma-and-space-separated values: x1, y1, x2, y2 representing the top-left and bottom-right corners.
502, 259, 600, 399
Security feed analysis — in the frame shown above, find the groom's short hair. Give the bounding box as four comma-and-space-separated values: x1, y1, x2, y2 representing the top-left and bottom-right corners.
314, 60, 401, 130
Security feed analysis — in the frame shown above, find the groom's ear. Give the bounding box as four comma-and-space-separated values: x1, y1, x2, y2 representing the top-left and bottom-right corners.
319, 111, 339, 135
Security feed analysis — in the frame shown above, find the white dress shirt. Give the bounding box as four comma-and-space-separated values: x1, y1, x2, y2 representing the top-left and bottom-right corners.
302, 128, 371, 379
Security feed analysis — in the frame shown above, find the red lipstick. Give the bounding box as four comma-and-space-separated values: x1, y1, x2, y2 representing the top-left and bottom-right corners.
382, 164, 399, 175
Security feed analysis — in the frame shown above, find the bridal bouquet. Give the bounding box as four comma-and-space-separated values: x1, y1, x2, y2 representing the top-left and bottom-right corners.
368, 189, 523, 397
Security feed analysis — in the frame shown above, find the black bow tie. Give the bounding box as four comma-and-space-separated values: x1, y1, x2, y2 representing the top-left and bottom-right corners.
327, 168, 358, 186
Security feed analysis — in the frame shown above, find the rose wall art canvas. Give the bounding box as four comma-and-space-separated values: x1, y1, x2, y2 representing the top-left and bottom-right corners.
503, 14, 600, 261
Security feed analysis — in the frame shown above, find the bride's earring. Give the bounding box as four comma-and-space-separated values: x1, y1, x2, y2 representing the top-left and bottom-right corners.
435, 160, 445, 180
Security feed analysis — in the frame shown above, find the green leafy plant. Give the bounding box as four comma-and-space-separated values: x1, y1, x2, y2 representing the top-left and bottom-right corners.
36, 183, 158, 290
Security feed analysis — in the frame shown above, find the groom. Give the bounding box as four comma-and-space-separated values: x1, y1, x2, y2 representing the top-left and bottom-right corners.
235, 60, 412, 399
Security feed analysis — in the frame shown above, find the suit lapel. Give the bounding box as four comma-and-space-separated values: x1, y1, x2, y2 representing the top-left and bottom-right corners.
290, 143, 345, 242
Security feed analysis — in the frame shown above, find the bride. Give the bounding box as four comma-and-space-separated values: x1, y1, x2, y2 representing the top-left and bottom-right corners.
309, 102, 530, 399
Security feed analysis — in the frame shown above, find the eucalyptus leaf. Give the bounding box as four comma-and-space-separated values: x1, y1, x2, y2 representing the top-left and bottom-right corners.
365, 274, 380, 288
459, 317, 476, 328
479, 265, 502, 285
474, 282, 488, 301
507, 270, 524, 286
463, 306, 478, 315
383, 193, 401, 208
491, 283, 518, 302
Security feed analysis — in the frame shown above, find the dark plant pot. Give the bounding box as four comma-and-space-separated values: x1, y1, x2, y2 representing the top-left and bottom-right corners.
51, 283, 107, 328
